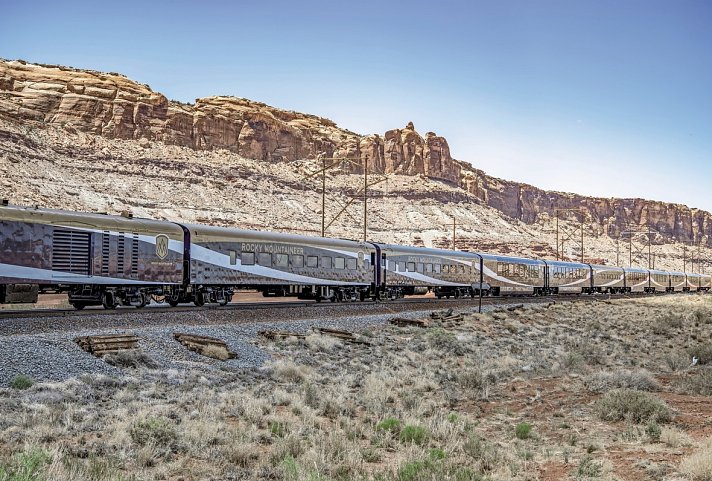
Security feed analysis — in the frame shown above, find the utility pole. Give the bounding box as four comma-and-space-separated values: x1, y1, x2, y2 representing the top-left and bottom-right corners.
683, 243, 687, 273
616, 236, 620, 267
629, 223, 632, 267
363, 154, 368, 242
556, 215, 559, 261
648, 224, 651, 268
554, 208, 585, 262
452, 217, 457, 250
321, 154, 326, 237
581, 216, 584, 263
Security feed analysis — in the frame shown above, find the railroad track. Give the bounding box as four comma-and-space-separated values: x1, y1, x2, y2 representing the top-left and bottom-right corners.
0, 291, 685, 337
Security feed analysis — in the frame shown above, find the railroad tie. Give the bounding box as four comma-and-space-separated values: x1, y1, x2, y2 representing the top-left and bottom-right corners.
74, 334, 140, 357
173, 333, 237, 360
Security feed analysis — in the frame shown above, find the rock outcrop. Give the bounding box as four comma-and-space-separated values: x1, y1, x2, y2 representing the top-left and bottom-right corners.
1, 59, 710, 245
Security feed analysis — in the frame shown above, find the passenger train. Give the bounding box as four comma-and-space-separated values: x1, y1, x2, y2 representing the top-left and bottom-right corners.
0, 204, 709, 309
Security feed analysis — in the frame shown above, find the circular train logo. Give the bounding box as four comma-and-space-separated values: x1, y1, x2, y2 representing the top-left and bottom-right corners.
155, 234, 169, 259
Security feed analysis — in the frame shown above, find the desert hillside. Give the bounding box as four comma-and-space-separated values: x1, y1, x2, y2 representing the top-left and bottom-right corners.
0, 59, 710, 270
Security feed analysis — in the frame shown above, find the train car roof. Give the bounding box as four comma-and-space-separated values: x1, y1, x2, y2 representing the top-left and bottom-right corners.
622, 266, 649, 273
373, 243, 480, 259
545, 260, 590, 268
477, 253, 546, 265
589, 264, 625, 270
183, 223, 374, 249
648, 269, 671, 275
0, 204, 182, 233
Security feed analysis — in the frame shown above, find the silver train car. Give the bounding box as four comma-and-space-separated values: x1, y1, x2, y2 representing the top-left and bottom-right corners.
0, 204, 709, 308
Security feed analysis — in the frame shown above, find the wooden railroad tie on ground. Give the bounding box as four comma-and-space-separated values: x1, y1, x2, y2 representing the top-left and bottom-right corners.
173, 333, 236, 360
317, 327, 370, 345
430, 309, 464, 323
74, 334, 140, 357
259, 330, 307, 341
389, 317, 429, 328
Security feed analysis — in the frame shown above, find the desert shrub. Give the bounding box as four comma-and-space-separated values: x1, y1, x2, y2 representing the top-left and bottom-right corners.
463, 434, 500, 473
576, 455, 602, 478
9, 375, 33, 390
677, 369, 712, 395
427, 329, 464, 355
652, 312, 684, 334
269, 420, 288, 437
129, 417, 178, 447
689, 343, 712, 365
515, 422, 532, 440
664, 351, 691, 372
595, 389, 672, 424
561, 351, 586, 371
104, 349, 160, 369
692, 307, 712, 325
376, 418, 401, 433
583, 369, 659, 393
0, 448, 49, 481
270, 435, 303, 465
271, 361, 309, 383
646, 421, 662, 442
399, 425, 429, 445
660, 426, 694, 448
680, 439, 712, 481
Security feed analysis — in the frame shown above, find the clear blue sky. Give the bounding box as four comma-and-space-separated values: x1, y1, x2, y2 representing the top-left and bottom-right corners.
2, 0, 711, 210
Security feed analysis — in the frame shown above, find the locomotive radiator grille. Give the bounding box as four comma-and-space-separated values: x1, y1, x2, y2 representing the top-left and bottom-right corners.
117, 232, 125, 274
131, 233, 139, 277
52, 230, 91, 275
101, 231, 110, 275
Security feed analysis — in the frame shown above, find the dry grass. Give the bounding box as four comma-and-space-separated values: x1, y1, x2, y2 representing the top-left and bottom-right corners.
1, 295, 712, 480
680, 438, 712, 481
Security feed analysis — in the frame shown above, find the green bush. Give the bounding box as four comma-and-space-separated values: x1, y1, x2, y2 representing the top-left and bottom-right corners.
269, 421, 288, 437
129, 417, 178, 447
0, 448, 49, 481
428, 448, 446, 460
576, 455, 602, 478
678, 368, 712, 395
515, 422, 532, 440
9, 375, 33, 390
646, 421, 662, 442
376, 417, 401, 433
595, 389, 672, 424
399, 425, 429, 445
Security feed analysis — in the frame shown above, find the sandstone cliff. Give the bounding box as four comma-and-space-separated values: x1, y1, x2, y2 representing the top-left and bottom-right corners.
0, 59, 709, 245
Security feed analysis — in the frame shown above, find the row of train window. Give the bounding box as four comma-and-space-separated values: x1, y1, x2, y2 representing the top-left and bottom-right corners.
497, 262, 540, 279
551, 267, 588, 279
231, 251, 362, 270
392, 262, 469, 274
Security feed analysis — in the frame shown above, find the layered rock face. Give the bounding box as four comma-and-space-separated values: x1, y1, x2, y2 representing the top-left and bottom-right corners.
0, 59, 709, 245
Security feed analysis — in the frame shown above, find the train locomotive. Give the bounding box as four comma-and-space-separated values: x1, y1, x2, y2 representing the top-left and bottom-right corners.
0, 203, 710, 308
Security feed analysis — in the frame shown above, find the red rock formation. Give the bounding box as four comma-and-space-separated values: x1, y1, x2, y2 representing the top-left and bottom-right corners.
1, 59, 710, 245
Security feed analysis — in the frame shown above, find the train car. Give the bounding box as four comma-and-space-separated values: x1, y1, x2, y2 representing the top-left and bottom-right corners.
375, 243, 481, 299
178, 224, 377, 304
701, 274, 712, 291
648, 269, 670, 293
669, 272, 687, 292
687, 273, 703, 292
0, 204, 185, 308
479, 253, 546, 295
545, 260, 591, 294
623, 267, 649, 293
590, 264, 625, 293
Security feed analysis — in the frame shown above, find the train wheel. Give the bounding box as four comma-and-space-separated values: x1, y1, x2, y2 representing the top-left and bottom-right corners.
102, 292, 117, 310
194, 295, 205, 307
168, 300, 179, 307
71, 302, 86, 310
136, 293, 148, 309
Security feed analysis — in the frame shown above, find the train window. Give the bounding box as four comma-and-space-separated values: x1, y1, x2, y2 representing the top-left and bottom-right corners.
307, 256, 318, 268
347, 258, 357, 270
434, 263, 441, 274
229, 250, 237, 265
417, 263, 424, 273
358, 251, 364, 269
258, 253, 271, 266
292, 254, 304, 268
274, 253, 288, 268
335, 257, 345, 269
322, 256, 332, 269
425, 263, 433, 273
241, 252, 255, 265
458, 265, 464, 274
407, 262, 415, 272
